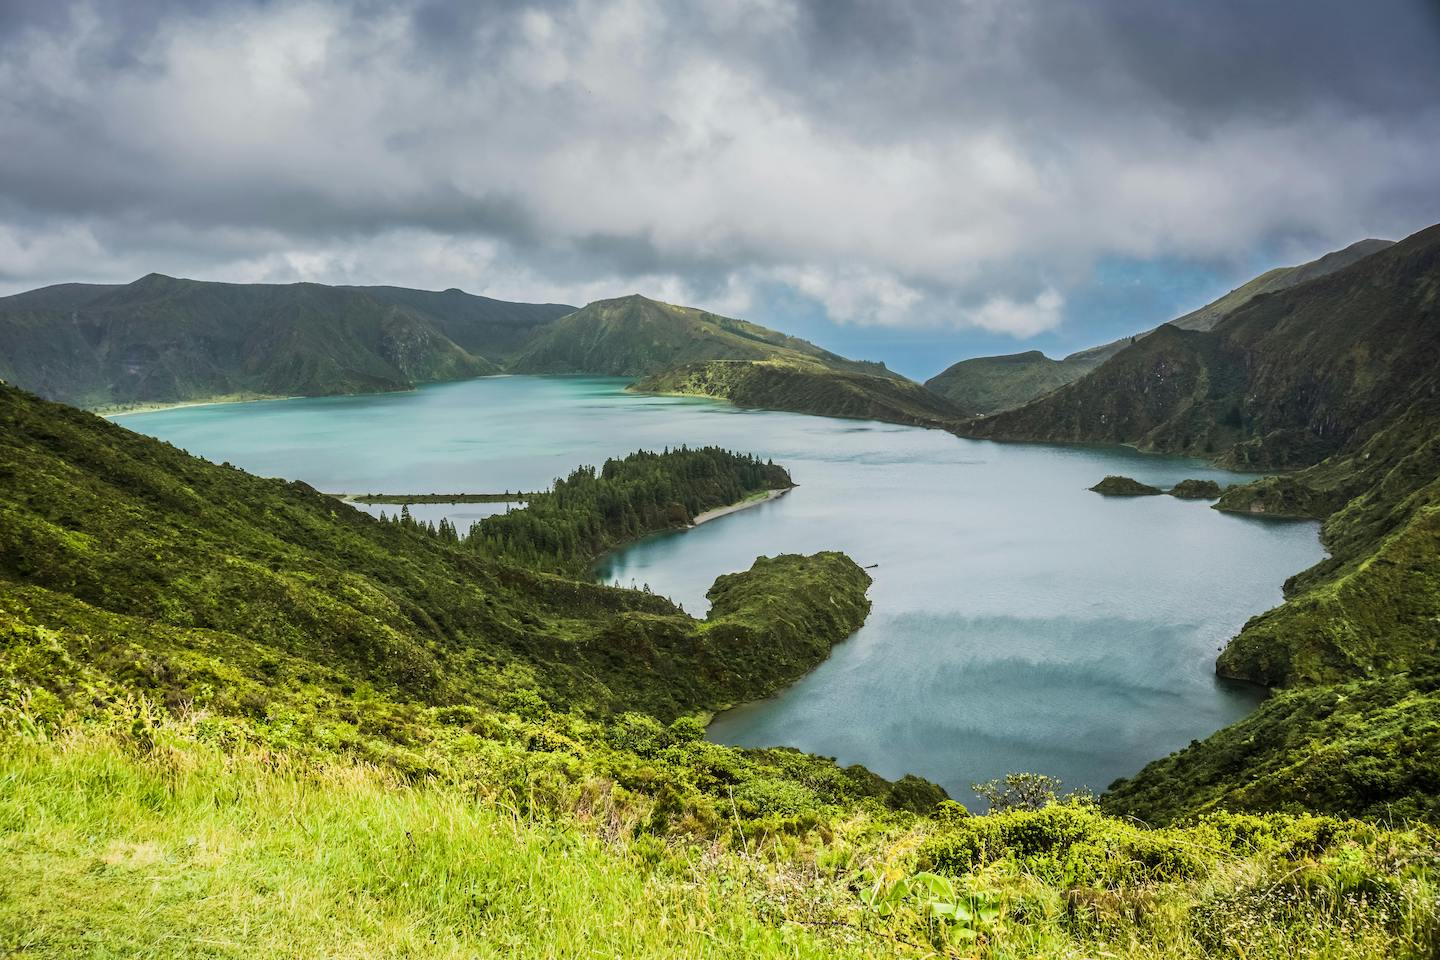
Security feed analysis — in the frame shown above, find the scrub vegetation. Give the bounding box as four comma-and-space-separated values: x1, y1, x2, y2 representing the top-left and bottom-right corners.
5, 225, 1440, 957
4, 380, 1438, 958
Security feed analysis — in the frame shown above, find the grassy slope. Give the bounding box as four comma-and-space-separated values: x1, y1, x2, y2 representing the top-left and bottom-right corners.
342, 284, 576, 360
0, 383, 878, 723
0, 730, 884, 960
924, 348, 1113, 415
3, 382, 1439, 957
0, 275, 575, 408
1106, 660, 1440, 824
632, 358, 967, 427
508, 294, 902, 381
3, 720, 1436, 960
1169, 238, 1394, 332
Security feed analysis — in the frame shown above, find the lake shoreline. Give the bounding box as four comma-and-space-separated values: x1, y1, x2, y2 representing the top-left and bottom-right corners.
120, 374, 1321, 797
99, 394, 300, 419
691, 487, 792, 526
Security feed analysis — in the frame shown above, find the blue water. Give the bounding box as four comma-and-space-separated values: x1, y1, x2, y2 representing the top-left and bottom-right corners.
117, 376, 1324, 804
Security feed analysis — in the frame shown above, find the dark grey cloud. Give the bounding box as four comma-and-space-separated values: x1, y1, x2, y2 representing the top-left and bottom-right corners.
0, 0, 1437, 332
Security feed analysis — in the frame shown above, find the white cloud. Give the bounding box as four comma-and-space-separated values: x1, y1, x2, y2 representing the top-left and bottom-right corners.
960, 289, 1064, 337
0, 0, 1436, 331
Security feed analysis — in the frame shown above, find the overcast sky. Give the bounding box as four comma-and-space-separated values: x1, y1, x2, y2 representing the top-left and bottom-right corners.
2, 0, 1438, 377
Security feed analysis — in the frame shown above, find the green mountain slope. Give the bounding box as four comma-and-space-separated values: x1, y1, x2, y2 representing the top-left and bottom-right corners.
1104, 661, 1440, 824
633, 358, 968, 427
961, 225, 1438, 469
964, 224, 1440, 824
343, 284, 576, 359
923, 348, 1109, 416
1169, 238, 1394, 332
2, 364, 1440, 955
4, 381, 1437, 959
508, 294, 900, 380
926, 238, 1393, 414
0, 275, 574, 409
0, 382, 878, 723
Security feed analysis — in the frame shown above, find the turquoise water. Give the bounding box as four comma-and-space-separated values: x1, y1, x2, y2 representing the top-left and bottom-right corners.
347, 500, 517, 530
117, 376, 1324, 804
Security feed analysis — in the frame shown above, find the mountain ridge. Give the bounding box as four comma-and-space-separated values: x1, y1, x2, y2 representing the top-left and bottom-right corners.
633, 357, 968, 427
925, 237, 1396, 414
509, 293, 902, 380
0, 274, 580, 409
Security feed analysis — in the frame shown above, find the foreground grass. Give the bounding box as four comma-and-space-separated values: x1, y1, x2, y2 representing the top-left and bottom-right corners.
0, 729, 876, 960
4, 722, 1437, 959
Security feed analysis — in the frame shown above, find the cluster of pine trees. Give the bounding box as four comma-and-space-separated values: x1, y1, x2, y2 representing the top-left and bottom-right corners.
463, 446, 792, 571
379, 505, 465, 543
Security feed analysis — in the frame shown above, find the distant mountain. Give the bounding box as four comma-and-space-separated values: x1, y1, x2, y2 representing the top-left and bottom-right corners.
925, 238, 1394, 414
961, 229, 1434, 470
1167, 238, 1395, 333
922, 349, 1108, 416
341, 285, 576, 360
0, 275, 575, 409
633, 358, 967, 428
509, 294, 901, 380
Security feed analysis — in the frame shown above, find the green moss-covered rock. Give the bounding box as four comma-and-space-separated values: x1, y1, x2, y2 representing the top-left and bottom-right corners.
1169, 478, 1223, 499
1214, 474, 1341, 518
1089, 475, 1162, 496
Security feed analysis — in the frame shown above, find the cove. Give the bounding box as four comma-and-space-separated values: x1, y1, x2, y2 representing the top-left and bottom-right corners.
116, 375, 1325, 805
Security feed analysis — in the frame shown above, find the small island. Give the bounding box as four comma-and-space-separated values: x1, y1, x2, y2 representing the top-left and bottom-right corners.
1169, 478, 1223, 499
1089, 475, 1163, 496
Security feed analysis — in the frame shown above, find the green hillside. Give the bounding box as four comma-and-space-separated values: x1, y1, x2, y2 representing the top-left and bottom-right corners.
0, 383, 881, 724
924, 348, 1112, 415
4, 381, 1437, 958
633, 357, 967, 427
509, 294, 901, 379
0, 275, 574, 409
926, 238, 1393, 414
961, 226, 1438, 469
343, 284, 576, 359
1168, 238, 1394, 332
955, 223, 1440, 824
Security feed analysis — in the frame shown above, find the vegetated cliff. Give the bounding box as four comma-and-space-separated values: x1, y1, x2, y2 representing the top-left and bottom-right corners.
4, 376, 1438, 959
0, 381, 879, 725
1048, 224, 1440, 824
923, 348, 1113, 415
508, 294, 901, 380
925, 238, 1393, 414
0, 274, 574, 408
1104, 659, 1440, 824
961, 228, 1434, 472
632, 358, 967, 428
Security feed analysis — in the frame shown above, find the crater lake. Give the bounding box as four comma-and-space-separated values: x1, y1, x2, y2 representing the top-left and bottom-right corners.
115, 375, 1324, 805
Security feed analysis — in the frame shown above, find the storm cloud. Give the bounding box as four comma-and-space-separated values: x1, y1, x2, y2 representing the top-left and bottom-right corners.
1, 0, 1438, 340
